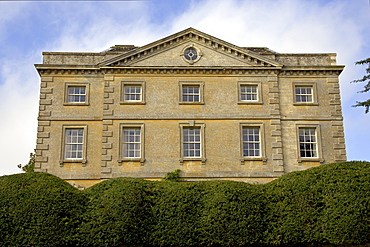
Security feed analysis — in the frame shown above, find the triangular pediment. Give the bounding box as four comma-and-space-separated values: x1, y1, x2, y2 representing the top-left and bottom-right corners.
98, 28, 282, 68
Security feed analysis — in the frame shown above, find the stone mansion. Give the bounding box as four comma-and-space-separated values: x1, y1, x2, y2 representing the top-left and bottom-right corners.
34, 28, 346, 188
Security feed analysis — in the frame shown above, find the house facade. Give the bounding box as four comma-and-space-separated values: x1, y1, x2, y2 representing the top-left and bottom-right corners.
34, 28, 346, 188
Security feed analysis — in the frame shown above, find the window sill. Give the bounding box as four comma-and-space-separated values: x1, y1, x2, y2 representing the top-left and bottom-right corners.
63, 103, 89, 106
240, 157, 267, 165
293, 102, 319, 106
180, 157, 206, 165
118, 158, 145, 166
238, 101, 263, 105
120, 102, 146, 105
59, 159, 87, 166
297, 158, 324, 164
179, 102, 204, 105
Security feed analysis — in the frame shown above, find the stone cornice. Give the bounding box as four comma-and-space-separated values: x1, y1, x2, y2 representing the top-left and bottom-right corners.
35, 64, 102, 76
279, 65, 344, 76
34, 64, 343, 76
38, 116, 342, 121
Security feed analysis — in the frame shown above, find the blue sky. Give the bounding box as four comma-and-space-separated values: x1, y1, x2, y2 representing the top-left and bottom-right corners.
0, 0, 369, 175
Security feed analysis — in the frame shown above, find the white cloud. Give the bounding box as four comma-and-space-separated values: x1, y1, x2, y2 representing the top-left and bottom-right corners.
0, 54, 40, 175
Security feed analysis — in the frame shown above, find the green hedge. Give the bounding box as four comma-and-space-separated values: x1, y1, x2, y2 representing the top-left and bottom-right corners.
0, 161, 369, 247
263, 161, 370, 246
197, 181, 265, 246
79, 177, 154, 247
150, 182, 204, 246
0, 172, 87, 247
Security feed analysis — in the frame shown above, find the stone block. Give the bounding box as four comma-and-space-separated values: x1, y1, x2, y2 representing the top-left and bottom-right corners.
104, 98, 114, 104
40, 88, 53, 94
39, 111, 51, 117
332, 131, 344, 138
103, 120, 113, 125
40, 99, 52, 105
102, 143, 112, 149
329, 88, 339, 94
38, 121, 51, 126
36, 156, 48, 162
102, 155, 112, 161
37, 132, 50, 138
333, 143, 345, 149
36, 144, 49, 150
104, 87, 114, 93
327, 78, 338, 83
41, 77, 53, 82
102, 131, 113, 137
104, 75, 114, 81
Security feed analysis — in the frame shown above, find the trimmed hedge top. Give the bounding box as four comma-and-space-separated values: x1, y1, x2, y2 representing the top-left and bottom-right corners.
263, 161, 370, 246
0, 161, 369, 247
0, 172, 87, 247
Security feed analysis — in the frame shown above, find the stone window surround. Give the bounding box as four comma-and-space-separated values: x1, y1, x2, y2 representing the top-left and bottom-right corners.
118, 123, 145, 165
179, 121, 206, 165
179, 81, 205, 105
293, 82, 318, 106
64, 83, 90, 106
120, 81, 146, 105
60, 124, 88, 166
239, 123, 267, 164
296, 124, 324, 163
237, 81, 263, 105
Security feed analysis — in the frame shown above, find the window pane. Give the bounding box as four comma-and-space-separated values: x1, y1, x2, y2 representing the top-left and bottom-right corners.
299, 128, 317, 158
64, 128, 84, 159
295, 86, 313, 103
124, 85, 142, 102
67, 86, 86, 103
182, 86, 200, 102
240, 85, 258, 101
242, 127, 261, 157
183, 127, 201, 158
122, 127, 141, 158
